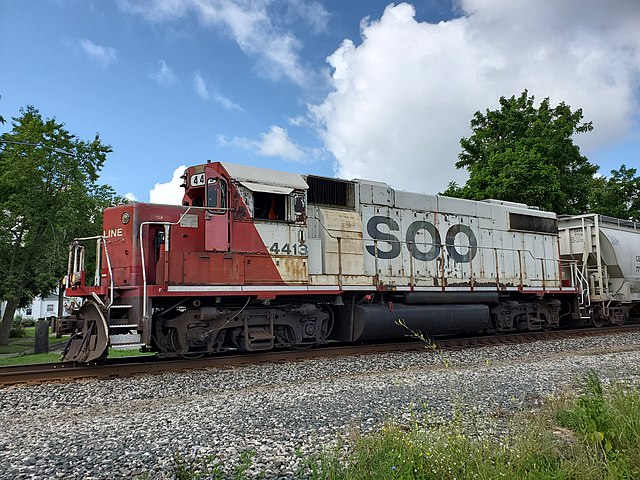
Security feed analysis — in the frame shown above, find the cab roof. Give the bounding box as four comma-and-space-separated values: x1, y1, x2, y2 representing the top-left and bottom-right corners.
222, 161, 308, 191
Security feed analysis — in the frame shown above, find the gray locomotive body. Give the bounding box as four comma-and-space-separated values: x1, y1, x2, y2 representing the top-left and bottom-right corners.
305, 175, 572, 341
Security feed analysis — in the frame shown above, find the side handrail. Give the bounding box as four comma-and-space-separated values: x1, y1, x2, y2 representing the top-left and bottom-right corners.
68, 235, 115, 308
311, 215, 557, 264
139, 206, 199, 322
309, 215, 561, 287
576, 266, 590, 306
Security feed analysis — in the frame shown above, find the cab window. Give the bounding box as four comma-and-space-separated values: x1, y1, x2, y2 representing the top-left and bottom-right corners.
206, 178, 228, 209
293, 194, 306, 223
254, 192, 286, 221
207, 178, 219, 208
220, 180, 227, 208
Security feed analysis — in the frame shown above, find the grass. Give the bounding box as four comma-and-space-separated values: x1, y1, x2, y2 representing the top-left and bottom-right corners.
1, 322, 157, 362
0, 345, 153, 365
0, 352, 63, 366
298, 419, 580, 479
163, 450, 258, 480
294, 371, 640, 480
165, 371, 640, 479
0, 326, 69, 355
109, 348, 155, 358
0, 344, 38, 355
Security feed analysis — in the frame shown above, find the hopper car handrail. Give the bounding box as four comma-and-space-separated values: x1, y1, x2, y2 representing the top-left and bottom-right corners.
599, 215, 639, 230
561, 213, 639, 231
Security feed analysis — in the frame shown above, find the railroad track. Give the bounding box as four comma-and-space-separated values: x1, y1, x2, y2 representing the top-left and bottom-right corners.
2, 324, 640, 387
435, 323, 640, 349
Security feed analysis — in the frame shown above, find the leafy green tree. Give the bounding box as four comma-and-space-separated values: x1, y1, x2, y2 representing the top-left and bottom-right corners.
0, 106, 120, 345
589, 165, 640, 221
444, 91, 598, 214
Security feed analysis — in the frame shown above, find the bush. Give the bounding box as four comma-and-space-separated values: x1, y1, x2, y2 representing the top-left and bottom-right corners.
17, 315, 36, 327
9, 321, 27, 338
9, 315, 34, 338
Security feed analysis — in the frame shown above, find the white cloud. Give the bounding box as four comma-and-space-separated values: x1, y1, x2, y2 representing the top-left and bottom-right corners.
124, 192, 138, 202
192, 71, 243, 111
149, 165, 187, 204
118, 0, 324, 86
287, 114, 310, 127
212, 92, 243, 112
282, 0, 329, 34
219, 125, 305, 162
193, 71, 210, 100
79, 39, 117, 67
258, 125, 303, 161
218, 133, 252, 150
311, 1, 640, 194
149, 59, 177, 86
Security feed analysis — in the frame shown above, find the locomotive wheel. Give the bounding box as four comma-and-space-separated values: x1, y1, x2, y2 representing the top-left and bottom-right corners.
168, 328, 205, 359
540, 315, 554, 331
61, 301, 109, 363
210, 329, 227, 353
590, 306, 605, 328
231, 327, 243, 350
282, 326, 314, 350
275, 325, 296, 348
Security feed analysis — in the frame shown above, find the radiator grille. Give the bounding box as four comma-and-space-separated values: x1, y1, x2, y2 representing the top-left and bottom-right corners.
306, 176, 355, 209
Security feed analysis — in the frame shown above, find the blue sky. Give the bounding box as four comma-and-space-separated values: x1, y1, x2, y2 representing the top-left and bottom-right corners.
1, 0, 639, 204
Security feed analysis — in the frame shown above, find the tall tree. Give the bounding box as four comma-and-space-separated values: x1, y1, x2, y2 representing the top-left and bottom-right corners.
443, 91, 598, 214
589, 165, 640, 221
0, 106, 120, 345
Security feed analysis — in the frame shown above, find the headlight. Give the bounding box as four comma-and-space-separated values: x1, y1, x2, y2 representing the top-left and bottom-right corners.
121, 212, 130, 224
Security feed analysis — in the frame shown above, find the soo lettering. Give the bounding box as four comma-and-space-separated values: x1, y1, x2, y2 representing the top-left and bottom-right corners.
365, 216, 478, 263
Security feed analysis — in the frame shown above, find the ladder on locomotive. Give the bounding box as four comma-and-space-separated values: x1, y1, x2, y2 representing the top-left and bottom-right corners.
68, 239, 140, 347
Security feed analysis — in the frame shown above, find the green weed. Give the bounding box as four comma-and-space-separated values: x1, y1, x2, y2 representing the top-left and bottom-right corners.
168, 450, 260, 480
298, 371, 640, 479
557, 370, 640, 478
395, 319, 451, 367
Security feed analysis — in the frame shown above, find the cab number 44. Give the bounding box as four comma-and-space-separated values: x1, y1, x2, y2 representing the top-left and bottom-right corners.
269, 243, 308, 256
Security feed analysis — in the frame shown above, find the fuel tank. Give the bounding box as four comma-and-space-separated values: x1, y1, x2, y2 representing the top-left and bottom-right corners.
332, 303, 490, 342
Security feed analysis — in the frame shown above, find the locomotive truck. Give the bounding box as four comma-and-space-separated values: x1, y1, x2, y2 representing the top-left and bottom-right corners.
59, 161, 640, 362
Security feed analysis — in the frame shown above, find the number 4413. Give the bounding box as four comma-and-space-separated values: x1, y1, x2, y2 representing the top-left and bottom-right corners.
269, 243, 308, 256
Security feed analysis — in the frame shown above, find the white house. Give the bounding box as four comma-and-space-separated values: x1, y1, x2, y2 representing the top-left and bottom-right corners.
0, 291, 61, 321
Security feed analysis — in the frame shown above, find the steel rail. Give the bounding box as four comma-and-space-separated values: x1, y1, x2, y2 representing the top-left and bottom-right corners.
0, 342, 426, 387
2, 324, 640, 388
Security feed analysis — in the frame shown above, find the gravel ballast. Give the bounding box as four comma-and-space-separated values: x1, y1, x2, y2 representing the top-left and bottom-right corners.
2, 332, 640, 479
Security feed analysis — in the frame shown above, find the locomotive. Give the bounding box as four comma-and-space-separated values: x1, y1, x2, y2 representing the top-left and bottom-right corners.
59, 161, 640, 362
